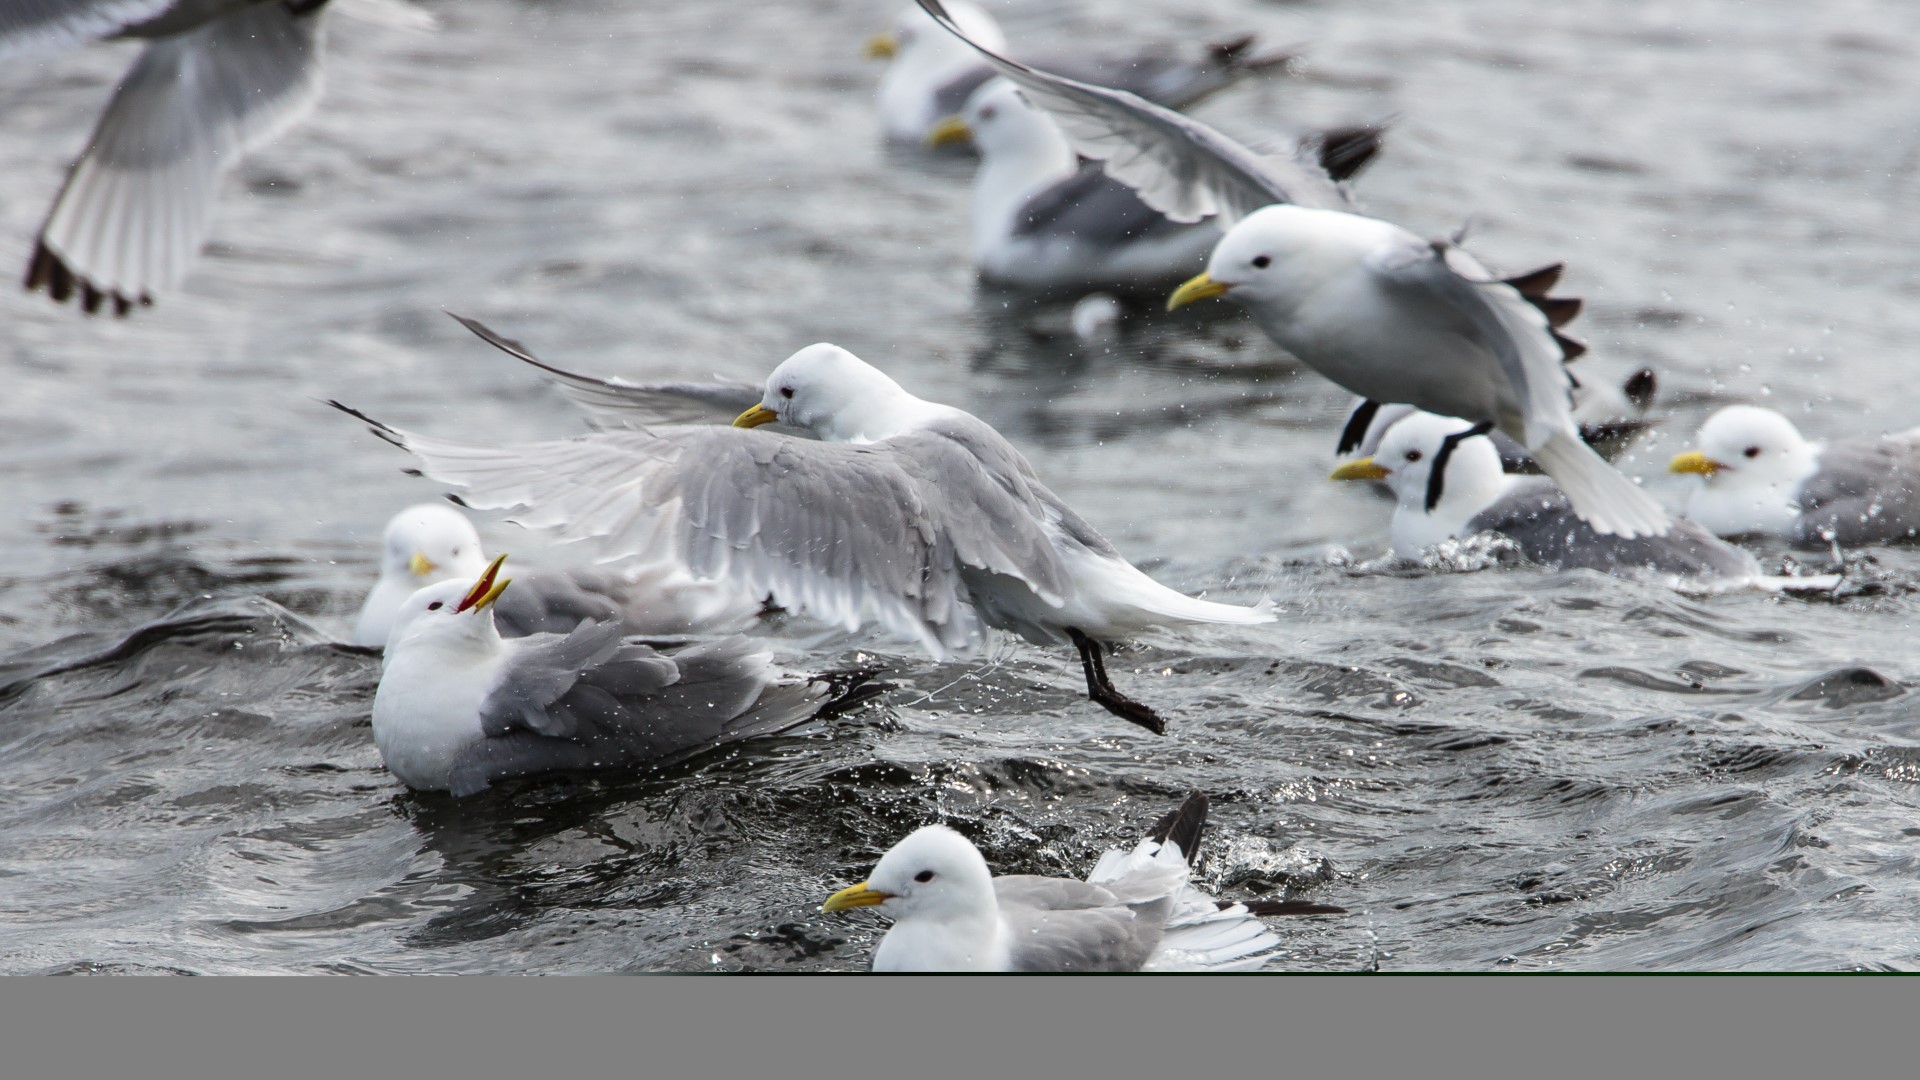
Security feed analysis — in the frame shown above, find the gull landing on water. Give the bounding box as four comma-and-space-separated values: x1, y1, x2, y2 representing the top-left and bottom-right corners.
332, 326, 1275, 734
821, 792, 1345, 972
913, 0, 1669, 541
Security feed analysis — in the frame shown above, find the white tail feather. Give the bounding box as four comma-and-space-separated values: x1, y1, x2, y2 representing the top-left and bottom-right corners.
1531, 429, 1671, 539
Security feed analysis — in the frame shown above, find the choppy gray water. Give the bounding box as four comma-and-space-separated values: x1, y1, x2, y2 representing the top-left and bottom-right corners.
3, 0, 1920, 973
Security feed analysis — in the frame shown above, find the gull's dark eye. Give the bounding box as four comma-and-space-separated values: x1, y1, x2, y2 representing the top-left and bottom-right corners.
1251, 254, 1271, 269
427, 601, 443, 611
913, 870, 935, 884
1744, 446, 1761, 459
980, 106, 997, 121
780, 386, 794, 399
450, 547, 460, 557
1405, 450, 1423, 463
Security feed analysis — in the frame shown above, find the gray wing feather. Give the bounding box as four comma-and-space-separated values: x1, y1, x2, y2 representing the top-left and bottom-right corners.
1010, 166, 1202, 248
1474, 479, 1757, 578
29, 1, 326, 312
451, 634, 827, 797
1792, 435, 1920, 547
1370, 244, 1572, 447
479, 619, 629, 737
489, 567, 628, 639
914, 0, 1345, 227
994, 878, 1168, 972
449, 315, 767, 431
0, 0, 177, 57
332, 404, 1077, 658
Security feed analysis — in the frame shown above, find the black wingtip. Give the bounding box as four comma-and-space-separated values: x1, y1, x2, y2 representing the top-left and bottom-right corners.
1315, 122, 1388, 184
24, 240, 144, 318
1336, 399, 1382, 456
1146, 791, 1210, 867
1235, 898, 1349, 917
325, 399, 407, 450
1623, 367, 1658, 411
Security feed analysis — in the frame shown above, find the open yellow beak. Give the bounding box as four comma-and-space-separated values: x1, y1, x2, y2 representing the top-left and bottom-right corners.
1668, 450, 1722, 477
1330, 457, 1391, 482
925, 115, 972, 148
821, 881, 893, 912
455, 553, 512, 614
865, 33, 897, 59
1167, 272, 1232, 312
408, 551, 438, 577
733, 404, 780, 429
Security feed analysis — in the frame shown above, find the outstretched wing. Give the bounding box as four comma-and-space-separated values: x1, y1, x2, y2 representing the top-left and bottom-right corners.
0, 0, 175, 59
27, 1, 328, 314
331, 403, 1075, 658
914, 0, 1349, 226
449, 314, 768, 431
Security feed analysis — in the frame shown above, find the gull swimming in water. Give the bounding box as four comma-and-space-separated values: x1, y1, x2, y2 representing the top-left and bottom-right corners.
1669, 404, 1920, 549
1332, 411, 1761, 586
868, 0, 1295, 146
913, 0, 1669, 540
927, 78, 1381, 294
332, 335, 1275, 733
351, 503, 766, 648
820, 791, 1342, 972
370, 555, 881, 796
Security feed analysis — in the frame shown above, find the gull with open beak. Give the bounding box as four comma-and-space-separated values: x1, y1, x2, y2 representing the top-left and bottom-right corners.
913, 0, 1666, 541
369, 556, 878, 796
335, 331, 1275, 735
1669, 404, 1920, 548
820, 792, 1342, 972
351, 502, 764, 648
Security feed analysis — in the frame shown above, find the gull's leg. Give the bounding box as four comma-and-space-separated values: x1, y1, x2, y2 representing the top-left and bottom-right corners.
1424, 420, 1495, 511
1336, 400, 1381, 456
1066, 628, 1167, 735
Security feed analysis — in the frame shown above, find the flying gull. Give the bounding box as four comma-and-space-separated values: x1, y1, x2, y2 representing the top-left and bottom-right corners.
913, 0, 1668, 539
1332, 411, 1762, 586
332, 332, 1275, 733
868, 0, 1296, 146
370, 555, 882, 796
5, 1, 347, 314
1670, 405, 1920, 549
352, 503, 766, 647
927, 78, 1381, 294
821, 791, 1343, 972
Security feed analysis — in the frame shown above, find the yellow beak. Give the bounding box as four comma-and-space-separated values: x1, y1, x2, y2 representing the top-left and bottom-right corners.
455, 553, 512, 614
821, 881, 893, 913
865, 33, 897, 59
1330, 456, 1391, 482
925, 115, 972, 148
1166, 272, 1233, 312
1668, 450, 1722, 477
733, 404, 780, 429
408, 551, 437, 577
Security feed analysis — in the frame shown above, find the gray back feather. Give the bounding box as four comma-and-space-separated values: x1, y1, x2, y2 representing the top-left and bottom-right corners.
994, 877, 1169, 972
453, 632, 828, 796
1474, 478, 1757, 579
1792, 436, 1920, 548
